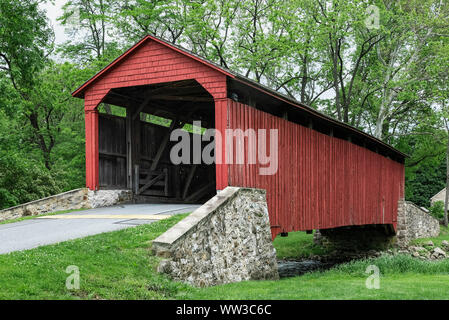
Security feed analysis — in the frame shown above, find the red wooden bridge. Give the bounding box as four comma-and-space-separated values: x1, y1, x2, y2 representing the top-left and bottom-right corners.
73, 35, 406, 239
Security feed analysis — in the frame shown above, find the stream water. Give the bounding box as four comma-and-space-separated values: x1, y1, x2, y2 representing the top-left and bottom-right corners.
277, 259, 337, 278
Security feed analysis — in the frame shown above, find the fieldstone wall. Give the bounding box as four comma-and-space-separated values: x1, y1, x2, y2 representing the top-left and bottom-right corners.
152, 187, 279, 287
396, 200, 439, 246
0, 188, 132, 222
315, 200, 440, 250
88, 189, 132, 208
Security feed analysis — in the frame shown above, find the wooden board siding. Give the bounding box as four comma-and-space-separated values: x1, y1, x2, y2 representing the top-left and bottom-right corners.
226, 100, 405, 238
140, 122, 174, 166
80, 37, 228, 190
77, 34, 406, 238
99, 114, 127, 188
99, 114, 215, 200
82, 38, 227, 111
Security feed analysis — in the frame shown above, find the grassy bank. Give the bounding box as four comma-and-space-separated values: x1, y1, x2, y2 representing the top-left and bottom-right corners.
0, 215, 449, 300
0, 214, 190, 299
183, 254, 449, 299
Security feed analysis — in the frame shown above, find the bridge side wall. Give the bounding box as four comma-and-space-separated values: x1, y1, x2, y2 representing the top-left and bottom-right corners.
0, 189, 132, 222
396, 200, 440, 247
226, 101, 405, 238
152, 187, 279, 287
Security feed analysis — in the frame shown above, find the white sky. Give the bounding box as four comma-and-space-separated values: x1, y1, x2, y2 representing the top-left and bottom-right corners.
40, 1, 68, 45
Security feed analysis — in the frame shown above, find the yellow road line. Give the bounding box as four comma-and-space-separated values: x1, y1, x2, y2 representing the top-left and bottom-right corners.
37, 214, 171, 220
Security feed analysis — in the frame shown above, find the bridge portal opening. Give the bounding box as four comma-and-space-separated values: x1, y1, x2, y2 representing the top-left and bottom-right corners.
98, 79, 217, 204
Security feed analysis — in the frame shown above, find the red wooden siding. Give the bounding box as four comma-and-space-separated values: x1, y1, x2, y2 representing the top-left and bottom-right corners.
82, 39, 227, 111
226, 100, 405, 238
75, 35, 406, 237
80, 37, 229, 190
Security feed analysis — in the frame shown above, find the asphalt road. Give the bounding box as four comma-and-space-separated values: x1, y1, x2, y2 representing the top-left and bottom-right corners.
0, 204, 200, 254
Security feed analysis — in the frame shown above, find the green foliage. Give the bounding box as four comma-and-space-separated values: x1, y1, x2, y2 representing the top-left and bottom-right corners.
430, 201, 445, 220
0, 152, 66, 208
0, 0, 448, 212
0, 188, 17, 209
405, 155, 446, 207
0, 0, 53, 89
0, 62, 87, 209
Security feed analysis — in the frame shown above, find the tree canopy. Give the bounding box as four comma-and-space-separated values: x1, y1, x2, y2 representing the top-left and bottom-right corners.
0, 0, 448, 210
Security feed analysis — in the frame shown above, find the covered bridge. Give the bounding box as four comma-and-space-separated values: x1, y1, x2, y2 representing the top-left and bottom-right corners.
72, 35, 406, 238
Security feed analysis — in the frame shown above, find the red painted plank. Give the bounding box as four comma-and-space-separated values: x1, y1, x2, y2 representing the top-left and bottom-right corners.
227, 100, 405, 239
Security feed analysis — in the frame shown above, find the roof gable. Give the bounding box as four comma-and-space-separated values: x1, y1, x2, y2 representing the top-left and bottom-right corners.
431, 188, 447, 200
72, 35, 234, 99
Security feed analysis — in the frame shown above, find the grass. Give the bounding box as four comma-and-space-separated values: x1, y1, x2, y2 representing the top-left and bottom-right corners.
412, 225, 449, 248
272, 231, 330, 259
183, 255, 449, 300
0, 209, 87, 226
0, 214, 190, 300
182, 273, 449, 300
1, 215, 449, 299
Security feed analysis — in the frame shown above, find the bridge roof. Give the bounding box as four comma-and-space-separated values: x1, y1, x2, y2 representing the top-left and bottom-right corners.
72, 34, 407, 161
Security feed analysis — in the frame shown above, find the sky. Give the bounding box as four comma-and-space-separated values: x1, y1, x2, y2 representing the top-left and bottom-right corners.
40, 1, 68, 45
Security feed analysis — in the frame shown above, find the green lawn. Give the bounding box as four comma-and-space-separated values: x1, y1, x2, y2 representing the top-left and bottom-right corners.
1, 214, 449, 300
183, 254, 449, 299
273, 230, 329, 259
182, 273, 449, 300
0, 214, 190, 299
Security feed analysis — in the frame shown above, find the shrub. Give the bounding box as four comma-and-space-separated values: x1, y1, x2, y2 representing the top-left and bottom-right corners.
0, 188, 18, 209
0, 153, 66, 210
429, 201, 445, 220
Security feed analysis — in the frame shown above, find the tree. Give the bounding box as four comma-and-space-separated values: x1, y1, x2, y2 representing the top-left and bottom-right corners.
22, 62, 88, 169
370, 0, 449, 139
0, 0, 53, 95
58, 0, 116, 62
112, 0, 189, 44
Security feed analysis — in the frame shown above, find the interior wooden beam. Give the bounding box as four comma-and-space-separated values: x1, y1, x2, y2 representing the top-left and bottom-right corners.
182, 165, 198, 200
150, 117, 181, 171
184, 182, 215, 202
132, 94, 153, 121
149, 105, 201, 172
150, 95, 213, 102
107, 91, 211, 126
126, 107, 133, 189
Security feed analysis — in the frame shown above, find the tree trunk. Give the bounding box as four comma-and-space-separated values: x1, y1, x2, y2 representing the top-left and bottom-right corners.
444, 131, 449, 227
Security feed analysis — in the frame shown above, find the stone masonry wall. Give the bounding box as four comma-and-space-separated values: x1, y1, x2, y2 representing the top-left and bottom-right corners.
0, 188, 132, 222
152, 187, 279, 287
315, 200, 440, 250
397, 200, 439, 246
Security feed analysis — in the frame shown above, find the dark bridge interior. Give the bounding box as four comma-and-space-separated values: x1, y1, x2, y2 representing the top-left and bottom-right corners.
97, 79, 217, 203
